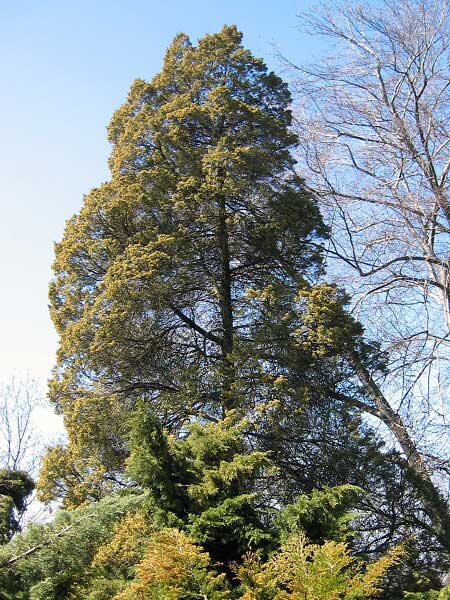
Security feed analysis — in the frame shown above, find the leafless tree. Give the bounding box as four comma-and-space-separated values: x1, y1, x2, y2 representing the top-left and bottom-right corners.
0, 376, 50, 526
287, 0, 450, 551
0, 375, 44, 475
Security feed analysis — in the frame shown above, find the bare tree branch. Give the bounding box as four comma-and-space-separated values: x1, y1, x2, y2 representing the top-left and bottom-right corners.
288, 0, 450, 550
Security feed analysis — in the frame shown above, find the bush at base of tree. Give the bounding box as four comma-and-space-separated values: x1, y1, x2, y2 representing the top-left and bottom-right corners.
0, 483, 405, 600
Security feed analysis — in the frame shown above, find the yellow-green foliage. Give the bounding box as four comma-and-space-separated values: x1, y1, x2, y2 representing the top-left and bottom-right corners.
75, 511, 154, 600
37, 443, 117, 508
113, 528, 229, 600
0, 485, 404, 600
43, 23, 330, 504
294, 285, 362, 358
237, 533, 404, 600
92, 510, 152, 576
86, 528, 403, 600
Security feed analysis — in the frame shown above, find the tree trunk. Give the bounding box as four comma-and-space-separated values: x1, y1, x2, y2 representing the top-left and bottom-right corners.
217, 192, 235, 409
349, 351, 450, 552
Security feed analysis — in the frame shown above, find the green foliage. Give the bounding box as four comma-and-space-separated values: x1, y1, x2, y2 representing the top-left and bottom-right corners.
128, 407, 272, 563
37, 22, 403, 583
404, 589, 450, 600
189, 493, 271, 561
86, 511, 153, 595
125, 401, 189, 523
0, 492, 143, 600
276, 485, 363, 545
0, 470, 34, 545
37, 392, 128, 507
0, 475, 401, 600
236, 533, 404, 600
6, 20, 438, 600
113, 528, 229, 600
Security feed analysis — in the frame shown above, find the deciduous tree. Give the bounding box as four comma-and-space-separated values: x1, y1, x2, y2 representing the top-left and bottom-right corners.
288, 0, 450, 553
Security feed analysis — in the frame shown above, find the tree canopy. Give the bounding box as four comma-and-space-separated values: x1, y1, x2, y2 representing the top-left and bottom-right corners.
42, 24, 362, 502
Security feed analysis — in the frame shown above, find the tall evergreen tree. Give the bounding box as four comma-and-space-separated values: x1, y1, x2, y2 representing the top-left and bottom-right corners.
42, 25, 350, 501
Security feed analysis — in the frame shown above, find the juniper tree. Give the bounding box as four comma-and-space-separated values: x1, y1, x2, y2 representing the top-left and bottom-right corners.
42, 25, 344, 500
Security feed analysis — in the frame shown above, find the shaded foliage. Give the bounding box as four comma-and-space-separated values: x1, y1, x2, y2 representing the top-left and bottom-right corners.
0, 470, 33, 545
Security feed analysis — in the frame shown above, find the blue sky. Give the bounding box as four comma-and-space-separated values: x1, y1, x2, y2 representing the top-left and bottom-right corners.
0, 0, 318, 395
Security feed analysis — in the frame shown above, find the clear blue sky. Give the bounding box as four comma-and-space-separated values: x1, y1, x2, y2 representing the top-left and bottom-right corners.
0, 0, 318, 391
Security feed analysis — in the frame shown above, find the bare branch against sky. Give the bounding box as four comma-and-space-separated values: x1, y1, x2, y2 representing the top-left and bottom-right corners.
289, 0, 450, 523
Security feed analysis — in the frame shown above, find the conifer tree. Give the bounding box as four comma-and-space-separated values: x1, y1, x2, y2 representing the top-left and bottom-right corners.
0, 22, 444, 600
42, 25, 346, 500
126, 405, 272, 565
